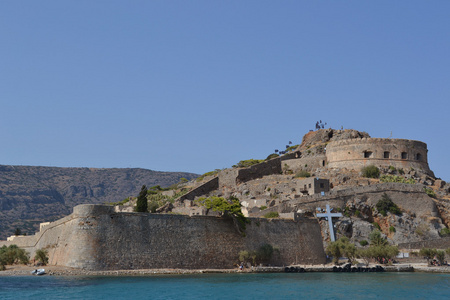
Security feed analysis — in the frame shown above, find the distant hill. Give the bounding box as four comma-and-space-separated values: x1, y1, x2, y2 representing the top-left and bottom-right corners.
0, 165, 198, 239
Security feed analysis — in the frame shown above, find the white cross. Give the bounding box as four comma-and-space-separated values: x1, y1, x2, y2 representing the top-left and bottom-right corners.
316, 204, 342, 242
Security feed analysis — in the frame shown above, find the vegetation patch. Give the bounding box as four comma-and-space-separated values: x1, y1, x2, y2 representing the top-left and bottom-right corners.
263, 211, 279, 218
233, 159, 264, 168
0, 245, 29, 270
295, 170, 311, 178
376, 193, 401, 216
380, 175, 415, 184
424, 187, 436, 198
361, 165, 380, 178
196, 196, 250, 235
196, 170, 219, 182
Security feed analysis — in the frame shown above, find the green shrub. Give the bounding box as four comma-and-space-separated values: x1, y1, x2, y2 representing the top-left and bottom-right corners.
233, 159, 264, 168
265, 153, 279, 160
369, 230, 388, 246
376, 193, 401, 216
359, 240, 368, 246
424, 187, 436, 198
361, 165, 380, 178
196, 170, 219, 182
285, 144, 299, 152
440, 227, 450, 236
263, 211, 279, 218
380, 175, 415, 184
398, 168, 405, 175
295, 170, 311, 178
34, 249, 49, 266
372, 222, 381, 230
260, 206, 267, 210
389, 226, 396, 233
389, 166, 396, 171
354, 210, 361, 217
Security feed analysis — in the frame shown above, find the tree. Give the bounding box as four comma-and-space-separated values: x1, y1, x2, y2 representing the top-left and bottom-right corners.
326, 237, 357, 264
196, 196, 250, 234
369, 230, 388, 247
135, 185, 148, 212
419, 248, 438, 266
14, 228, 21, 236
0, 245, 29, 267
34, 249, 49, 266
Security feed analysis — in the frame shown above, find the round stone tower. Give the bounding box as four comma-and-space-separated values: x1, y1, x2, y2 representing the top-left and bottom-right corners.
326, 138, 434, 177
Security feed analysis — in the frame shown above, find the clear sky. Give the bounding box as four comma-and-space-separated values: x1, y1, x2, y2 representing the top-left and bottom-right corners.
1, 1, 449, 180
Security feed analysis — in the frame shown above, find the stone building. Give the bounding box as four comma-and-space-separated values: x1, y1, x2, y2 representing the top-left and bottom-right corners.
326, 138, 434, 177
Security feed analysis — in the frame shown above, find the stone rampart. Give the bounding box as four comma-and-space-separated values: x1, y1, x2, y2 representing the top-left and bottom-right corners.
177, 177, 219, 202
398, 237, 450, 250
236, 157, 282, 185
265, 183, 438, 218
0, 204, 326, 270
326, 138, 434, 176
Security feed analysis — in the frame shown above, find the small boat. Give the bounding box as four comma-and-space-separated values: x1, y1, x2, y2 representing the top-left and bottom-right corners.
31, 269, 45, 275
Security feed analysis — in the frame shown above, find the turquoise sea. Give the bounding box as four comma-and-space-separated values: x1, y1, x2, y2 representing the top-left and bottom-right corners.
0, 273, 449, 299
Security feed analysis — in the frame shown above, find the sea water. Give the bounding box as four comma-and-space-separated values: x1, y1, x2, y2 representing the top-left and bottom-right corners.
0, 273, 449, 299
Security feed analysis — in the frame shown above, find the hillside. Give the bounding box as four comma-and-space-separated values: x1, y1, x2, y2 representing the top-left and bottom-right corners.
0, 165, 198, 239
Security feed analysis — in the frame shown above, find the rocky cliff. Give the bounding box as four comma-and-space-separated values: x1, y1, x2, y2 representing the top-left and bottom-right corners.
0, 165, 197, 239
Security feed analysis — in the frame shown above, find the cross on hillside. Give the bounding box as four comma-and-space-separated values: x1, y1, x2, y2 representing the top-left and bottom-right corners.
316, 204, 342, 242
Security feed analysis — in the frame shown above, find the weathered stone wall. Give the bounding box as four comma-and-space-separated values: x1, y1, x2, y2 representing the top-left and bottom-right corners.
236, 158, 282, 184
253, 183, 438, 218
177, 177, 219, 202
326, 138, 434, 176
0, 204, 326, 270
283, 155, 327, 174
398, 237, 450, 250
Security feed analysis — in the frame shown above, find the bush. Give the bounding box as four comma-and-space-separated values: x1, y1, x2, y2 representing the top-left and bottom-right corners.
372, 222, 381, 231
263, 211, 279, 218
424, 187, 436, 198
265, 153, 279, 160
376, 193, 401, 216
34, 249, 49, 266
354, 210, 361, 217
440, 228, 450, 237
233, 159, 264, 168
359, 240, 368, 246
361, 165, 380, 178
369, 230, 388, 247
259, 206, 267, 211
380, 175, 415, 184
389, 226, 396, 233
196, 170, 219, 182
295, 170, 311, 178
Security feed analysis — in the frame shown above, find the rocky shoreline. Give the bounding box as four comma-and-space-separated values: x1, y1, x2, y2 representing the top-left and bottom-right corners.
1, 263, 449, 276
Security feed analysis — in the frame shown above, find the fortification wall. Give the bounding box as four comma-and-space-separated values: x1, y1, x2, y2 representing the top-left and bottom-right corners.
0, 204, 326, 270
326, 138, 434, 176
236, 157, 282, 185
255, 183, 438, 219
398, 237, 450, 250
177, 177, 219, 202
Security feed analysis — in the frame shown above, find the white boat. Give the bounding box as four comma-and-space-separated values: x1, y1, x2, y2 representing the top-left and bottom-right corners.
31, 269, 45, 275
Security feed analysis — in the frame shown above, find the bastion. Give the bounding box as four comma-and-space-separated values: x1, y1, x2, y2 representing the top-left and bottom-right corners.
326, 138, 434, 176
0, 204, 326, 270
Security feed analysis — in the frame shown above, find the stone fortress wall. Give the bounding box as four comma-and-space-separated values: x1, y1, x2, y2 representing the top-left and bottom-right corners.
0, 204, 326, 270
326, 138, 434, 176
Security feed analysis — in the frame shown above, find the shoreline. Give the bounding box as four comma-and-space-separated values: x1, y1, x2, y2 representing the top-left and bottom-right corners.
1, 263, 450, 276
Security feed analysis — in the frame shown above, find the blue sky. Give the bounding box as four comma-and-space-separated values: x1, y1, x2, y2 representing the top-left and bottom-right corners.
1, 1, 449, 180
